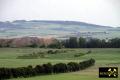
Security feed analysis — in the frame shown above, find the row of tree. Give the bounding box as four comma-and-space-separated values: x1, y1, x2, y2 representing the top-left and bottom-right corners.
0, 37, 119, 48
0, 58, 95, 79
62, 37, 120, 48
32, 37, 120, 48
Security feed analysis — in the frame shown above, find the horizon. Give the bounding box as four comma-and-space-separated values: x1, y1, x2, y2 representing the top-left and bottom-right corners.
0, 0, 120, 27
0, 19, 119, 28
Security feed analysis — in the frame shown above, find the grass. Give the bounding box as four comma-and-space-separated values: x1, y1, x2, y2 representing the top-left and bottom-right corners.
0, 48, 120, 80
10, 70, 118, 80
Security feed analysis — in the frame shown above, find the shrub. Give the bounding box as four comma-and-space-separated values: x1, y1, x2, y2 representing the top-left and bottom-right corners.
34, 65, 45, 74
53, 63, 68, 73
79, 58, 95, 70
47, 50, 54, 54
67, 62, 79, 71
39, 45, 45, 48
43, 63, 53, 74
47, 50, 58, 54
0, 68, 12, 79
74, 53, 85, 57
0, 59, 95, 79
86, 50, 92, 54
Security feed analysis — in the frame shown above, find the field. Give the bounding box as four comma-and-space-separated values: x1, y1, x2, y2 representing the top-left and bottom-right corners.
0, 48, 120, 80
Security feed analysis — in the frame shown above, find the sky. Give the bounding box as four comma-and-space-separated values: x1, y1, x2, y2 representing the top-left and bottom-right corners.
0, 0, 120, 27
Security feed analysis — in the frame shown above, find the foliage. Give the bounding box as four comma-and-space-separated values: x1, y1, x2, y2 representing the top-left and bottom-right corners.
17, 52, 45, 59
47, 40, 63, 49
53, 63, 68, 73
74, 53, 85, 57
0, 37, 120, 48
0, 59, 95, 79
63, 37, 120, 48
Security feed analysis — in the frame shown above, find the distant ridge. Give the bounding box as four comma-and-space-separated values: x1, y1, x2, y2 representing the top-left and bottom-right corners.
12, 20, 112, 28
0, 20, 119, 39
0, 20, 112, 27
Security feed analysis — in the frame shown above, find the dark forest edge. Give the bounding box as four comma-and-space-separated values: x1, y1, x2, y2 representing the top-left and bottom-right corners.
61, 37, 120, 48
0, 37, 120, 48
0, 58, 95, 80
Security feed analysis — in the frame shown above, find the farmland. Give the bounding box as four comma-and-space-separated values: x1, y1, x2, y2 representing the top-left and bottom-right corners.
0, 48, 120, 80
0, 20, 120, 39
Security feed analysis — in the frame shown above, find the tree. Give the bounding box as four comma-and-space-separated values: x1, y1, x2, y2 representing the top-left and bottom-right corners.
69, 37, 78, 48
86, 38, 101, 48
79, 37, 86, 48
47, 40, 63, 49
27, 43, 38, 48
108, 38, 120, 48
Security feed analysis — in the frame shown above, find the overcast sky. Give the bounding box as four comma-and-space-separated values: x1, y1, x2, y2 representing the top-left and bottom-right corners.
0, 0, 120, 27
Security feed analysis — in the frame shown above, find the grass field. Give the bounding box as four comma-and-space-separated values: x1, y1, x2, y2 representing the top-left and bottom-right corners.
0, 48, 120, 80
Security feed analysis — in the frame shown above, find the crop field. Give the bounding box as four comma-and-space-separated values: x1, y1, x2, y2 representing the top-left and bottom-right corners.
0, 48, 120, 80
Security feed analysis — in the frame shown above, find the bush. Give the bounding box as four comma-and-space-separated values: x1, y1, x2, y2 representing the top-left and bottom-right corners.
53, 63, 68, 73
67, 62, 80, 72
79, 58, 95, 70
86, 50, 92, 54
0, 58, 95, 79
39, 45, 45, 48
74, 53, 85, 57
43, 63, 53, 74
47, 50, 54, 54
34, 65, 45, 74
17, 52, 46, 59
0, 68, 12, 79
47, 50, 58, 54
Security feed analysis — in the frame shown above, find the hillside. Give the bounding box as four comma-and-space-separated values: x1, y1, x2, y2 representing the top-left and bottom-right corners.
0, 20, 120, 39
0, 37, 56, 47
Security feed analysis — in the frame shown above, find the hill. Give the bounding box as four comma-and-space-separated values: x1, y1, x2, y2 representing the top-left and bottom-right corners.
0, 20, 120, 39
0, 37, 56, 47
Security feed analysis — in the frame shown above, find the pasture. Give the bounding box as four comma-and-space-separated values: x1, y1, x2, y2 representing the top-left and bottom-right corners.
0, 48, 119, 80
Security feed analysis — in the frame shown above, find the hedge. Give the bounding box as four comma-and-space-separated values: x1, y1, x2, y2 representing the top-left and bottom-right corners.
0, 58, 95, 79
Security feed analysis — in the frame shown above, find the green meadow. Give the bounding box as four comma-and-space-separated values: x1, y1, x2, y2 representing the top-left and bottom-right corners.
0, 48, 119, 80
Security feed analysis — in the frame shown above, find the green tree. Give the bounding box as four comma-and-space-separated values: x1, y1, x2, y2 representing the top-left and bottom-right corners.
79, 37, 86, 48
69, 37, 78, 48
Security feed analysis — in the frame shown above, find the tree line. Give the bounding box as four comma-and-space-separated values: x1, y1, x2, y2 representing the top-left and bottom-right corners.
0, 58, 95, 79
27, 37, 120, 48
0, 37, 120, 48
61, 37, 120, 48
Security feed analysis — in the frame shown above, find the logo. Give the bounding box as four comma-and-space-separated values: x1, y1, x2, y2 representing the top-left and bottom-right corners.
99, 67, 118, 78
